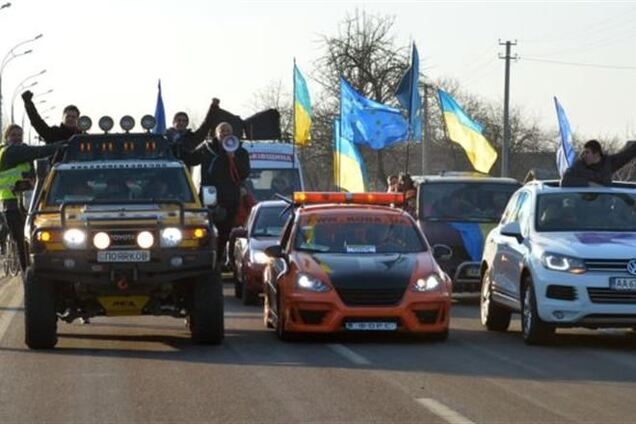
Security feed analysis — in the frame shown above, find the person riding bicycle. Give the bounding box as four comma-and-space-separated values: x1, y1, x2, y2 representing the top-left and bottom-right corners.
0, 125, 66, 271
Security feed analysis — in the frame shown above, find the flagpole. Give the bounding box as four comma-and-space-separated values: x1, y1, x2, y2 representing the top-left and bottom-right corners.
292, 59, 297, 173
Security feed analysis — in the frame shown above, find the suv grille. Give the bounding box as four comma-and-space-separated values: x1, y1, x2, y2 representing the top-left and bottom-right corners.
336, 288, 405, 306
583, 259, 630, 272
587, 288, 636, 304
546, 285, 577, 301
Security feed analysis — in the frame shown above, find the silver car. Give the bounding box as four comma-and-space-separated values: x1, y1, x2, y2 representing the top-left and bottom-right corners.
480, 180, 636, 344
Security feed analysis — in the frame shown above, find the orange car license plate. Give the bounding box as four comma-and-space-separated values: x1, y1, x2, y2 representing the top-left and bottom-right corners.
345, 322, 397, 331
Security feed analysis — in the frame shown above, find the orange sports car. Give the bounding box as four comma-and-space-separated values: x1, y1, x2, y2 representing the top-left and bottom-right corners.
262, 192, 452, 341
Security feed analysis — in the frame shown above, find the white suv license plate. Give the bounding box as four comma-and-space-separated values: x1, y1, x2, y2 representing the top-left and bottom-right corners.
97, 250, 151, 263
345, 322, 397, 331
609, 277, 636, 291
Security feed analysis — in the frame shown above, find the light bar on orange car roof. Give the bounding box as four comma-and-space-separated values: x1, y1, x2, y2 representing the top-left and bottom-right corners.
293, 192, 404, 206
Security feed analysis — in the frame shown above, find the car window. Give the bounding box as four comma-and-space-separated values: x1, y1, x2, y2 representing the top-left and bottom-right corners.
293, 213, 425, 254
247, 169, 302, 201
251, 205, 290, 237
46, 167, 194, 205
419, 181, 519, 222
516, 191, 532, 235
500, 191, 520, 225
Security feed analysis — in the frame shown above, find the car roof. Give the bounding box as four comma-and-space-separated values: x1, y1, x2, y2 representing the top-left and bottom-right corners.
412, 174, 520, 185
254, 200, 288, 209
525, 180, 636, 194
54, 159, 185, 171
297, 203, 409, 217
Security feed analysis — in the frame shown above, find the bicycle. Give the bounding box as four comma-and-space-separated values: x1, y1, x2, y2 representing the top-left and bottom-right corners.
2, 233, 20, 278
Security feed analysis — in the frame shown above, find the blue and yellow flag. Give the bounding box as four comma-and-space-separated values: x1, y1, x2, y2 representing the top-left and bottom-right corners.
333, 118, 367, 192
153, 79, 166, 134
294, 64, 312, 146
438, 89, 497, 174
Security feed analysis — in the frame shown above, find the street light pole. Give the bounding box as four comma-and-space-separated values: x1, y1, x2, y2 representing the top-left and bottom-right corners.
11, 68, 46, 123
0, 34, 43, 132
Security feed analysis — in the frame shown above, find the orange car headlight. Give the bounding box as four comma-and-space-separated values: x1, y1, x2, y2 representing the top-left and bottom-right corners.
413, 274, 443, 292
296, 273, 331, 293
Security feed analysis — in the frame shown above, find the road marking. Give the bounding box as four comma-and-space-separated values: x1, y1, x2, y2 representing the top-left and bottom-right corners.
416, 398, 475, 424
327, 343, 371, 365
0, 279, 23, 343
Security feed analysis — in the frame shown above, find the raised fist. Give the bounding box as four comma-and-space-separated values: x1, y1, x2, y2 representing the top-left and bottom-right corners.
212, 98, 220, 107
22, 90, 34, 102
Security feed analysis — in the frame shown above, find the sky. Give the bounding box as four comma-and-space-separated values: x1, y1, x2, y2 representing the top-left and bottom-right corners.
1, 0, 635, 143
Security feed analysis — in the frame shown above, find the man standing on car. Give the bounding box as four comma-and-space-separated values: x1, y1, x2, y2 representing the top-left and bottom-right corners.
166, 99, 219, 158
181, 122, 251, 269
562, 139, 636, 187
22, 90, 81, 143
0, 125, 66, 271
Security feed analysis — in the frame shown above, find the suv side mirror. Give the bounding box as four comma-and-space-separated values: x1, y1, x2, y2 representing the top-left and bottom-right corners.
432, 244, 453, 261
264, 244, 284, 258
501, 222, 523, 243
202, 185, 217, 207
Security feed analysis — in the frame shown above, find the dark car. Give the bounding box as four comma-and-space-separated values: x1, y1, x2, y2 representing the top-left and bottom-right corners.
232, 200, 290, 305
413, 174, 521, 293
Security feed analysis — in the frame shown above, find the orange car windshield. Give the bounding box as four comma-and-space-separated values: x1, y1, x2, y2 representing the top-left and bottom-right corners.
294, 214, 426, 254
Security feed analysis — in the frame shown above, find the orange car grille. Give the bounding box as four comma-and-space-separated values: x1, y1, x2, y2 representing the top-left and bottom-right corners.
335, 288, 405, 306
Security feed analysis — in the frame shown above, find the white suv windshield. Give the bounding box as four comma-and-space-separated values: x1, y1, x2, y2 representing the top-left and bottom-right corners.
536, 192, 636, 232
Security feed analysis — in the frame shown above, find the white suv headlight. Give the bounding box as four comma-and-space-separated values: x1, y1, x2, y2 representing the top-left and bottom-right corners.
541, 252, 586, 274
63, 229, 86, 249
296, 273, 330, 292
160, 227, 182, 247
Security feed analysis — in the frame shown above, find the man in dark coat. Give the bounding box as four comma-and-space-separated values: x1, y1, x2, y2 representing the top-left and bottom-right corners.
182, 122, 251, 265
166, 99, 219, 157
22, 90, 81, 143
561, 139, 636, 187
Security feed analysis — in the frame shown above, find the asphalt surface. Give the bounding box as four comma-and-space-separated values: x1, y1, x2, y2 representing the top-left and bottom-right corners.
1, 275, 636, 423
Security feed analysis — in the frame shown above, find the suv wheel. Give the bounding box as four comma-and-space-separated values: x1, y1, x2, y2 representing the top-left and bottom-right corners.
521, 275, 554, 345
480, 270, 511, 331
24, 267, 58, 349
234, 278, 242, 299
190, 272, 224, 345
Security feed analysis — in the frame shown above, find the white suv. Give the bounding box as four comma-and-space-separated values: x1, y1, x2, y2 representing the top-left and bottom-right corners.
480, 180, 636, 344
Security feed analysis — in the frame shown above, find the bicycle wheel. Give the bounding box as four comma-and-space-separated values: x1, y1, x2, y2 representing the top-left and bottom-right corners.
8, 238, 20, 277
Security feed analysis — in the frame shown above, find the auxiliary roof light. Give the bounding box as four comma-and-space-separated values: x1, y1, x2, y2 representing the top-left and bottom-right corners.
120, 115, 135, 132
78, 116, 92, 132
140, 114, 157, 131
292, 192, 404, 206
98, 116, 114, 133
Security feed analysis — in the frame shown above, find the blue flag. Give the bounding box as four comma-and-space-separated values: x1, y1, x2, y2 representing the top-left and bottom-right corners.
340, 77, 408, 150
554, 97, 576, 177
153, 80, 166, 134
395, 43, 422, 142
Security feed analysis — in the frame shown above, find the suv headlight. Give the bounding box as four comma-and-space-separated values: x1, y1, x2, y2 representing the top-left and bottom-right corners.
160, 227, 183, 247
63, 229, 86, 249
295, 273, 330, 292
413, 274, 443, 292
541, 252, 586, 274
137, 231, 155, 249
249, 249, 269, 264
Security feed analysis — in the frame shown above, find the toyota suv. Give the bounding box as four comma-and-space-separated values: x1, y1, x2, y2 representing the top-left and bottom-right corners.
23, 115, 223, 349
480, 180, 636, 344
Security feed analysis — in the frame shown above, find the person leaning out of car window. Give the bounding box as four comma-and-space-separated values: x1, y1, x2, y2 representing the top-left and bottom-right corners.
561, 139, 636, 187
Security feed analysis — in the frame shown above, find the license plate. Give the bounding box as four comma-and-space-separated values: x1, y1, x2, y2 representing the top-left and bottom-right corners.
345, 322, 397, 331
97, 250, 150, 263
609, 277, 636, 291
466, 266, 481, 278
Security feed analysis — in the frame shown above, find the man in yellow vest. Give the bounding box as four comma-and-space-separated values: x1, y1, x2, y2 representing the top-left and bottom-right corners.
0, 125, 66, 271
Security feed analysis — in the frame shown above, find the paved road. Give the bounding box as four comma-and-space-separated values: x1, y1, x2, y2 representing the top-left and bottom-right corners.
1, 275, 635, 423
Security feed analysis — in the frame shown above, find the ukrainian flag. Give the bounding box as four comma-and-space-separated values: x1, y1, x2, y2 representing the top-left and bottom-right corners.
438, 89, 497, 174
333, 118, 367, 192
294, 64, 312, 146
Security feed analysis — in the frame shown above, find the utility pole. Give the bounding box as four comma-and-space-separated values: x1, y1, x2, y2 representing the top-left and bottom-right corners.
498, 40, 518, 178
421, 83, 431, 175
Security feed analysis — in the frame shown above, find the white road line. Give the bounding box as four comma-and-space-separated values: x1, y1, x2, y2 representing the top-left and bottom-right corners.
0, 281, 23, 343
327, 343, 371, 365
416, 398, 476, 424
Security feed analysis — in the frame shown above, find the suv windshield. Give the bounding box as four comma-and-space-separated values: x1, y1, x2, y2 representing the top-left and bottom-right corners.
46, 167, 194, 205
248, 169, 301, 201
536, 192, 636, 232
294, 214, 425, 254
252, 205, 290, 237
420, 182, 519, 222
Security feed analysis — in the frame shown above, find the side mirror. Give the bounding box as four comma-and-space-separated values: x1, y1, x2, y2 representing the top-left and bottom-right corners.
202, 185, 217, 207
501, 222, 523, 243
432, 244, 453, 261
264, 244, 284, 258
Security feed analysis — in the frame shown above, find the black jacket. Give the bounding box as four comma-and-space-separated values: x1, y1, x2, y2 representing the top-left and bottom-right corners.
181, 139, 250, 210
167, 103, 219, 156
24, 98, 79, 144
561, 142, 636, 187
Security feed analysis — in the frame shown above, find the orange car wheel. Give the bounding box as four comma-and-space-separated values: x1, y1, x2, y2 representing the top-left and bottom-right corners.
276, 296, 294, 342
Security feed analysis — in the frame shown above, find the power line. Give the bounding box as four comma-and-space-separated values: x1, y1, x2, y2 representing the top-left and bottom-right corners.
522, 56, 636, 70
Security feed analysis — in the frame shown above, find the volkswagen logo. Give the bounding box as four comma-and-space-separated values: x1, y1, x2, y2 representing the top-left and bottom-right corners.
627, 260, 636, 276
